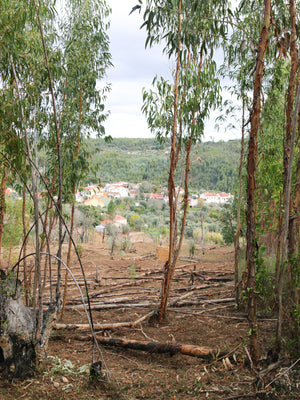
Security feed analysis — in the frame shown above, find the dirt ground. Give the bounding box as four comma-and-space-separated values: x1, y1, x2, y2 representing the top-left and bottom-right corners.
0, 236, 299, 400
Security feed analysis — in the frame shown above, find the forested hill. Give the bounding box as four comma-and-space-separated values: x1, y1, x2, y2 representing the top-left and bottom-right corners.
87, 138, 241, 193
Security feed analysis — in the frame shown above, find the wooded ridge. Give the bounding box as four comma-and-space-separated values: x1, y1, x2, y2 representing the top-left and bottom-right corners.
82, 138, 241, 193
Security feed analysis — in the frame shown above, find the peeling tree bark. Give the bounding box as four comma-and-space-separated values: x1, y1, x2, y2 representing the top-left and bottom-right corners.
0, 270, 57, 380
246, 0, 271, 367
276, 80, 300, 350
276, 0, 299, 353
158, 0, 182, 323
0, 167, 7, 268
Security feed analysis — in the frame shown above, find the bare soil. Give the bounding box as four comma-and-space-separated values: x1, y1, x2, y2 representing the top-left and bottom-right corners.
0, 236, 299, 400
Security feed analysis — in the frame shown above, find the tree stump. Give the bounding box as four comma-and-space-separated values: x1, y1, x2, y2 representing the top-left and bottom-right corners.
0, 269, 37, 379
0, 269, 58, 380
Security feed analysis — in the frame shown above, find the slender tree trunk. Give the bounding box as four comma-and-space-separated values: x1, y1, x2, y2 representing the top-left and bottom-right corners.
158, 0, 182, 323
275, 199, 283, 281
10, 56, 43, 337
290, 111, 300, 313
276, 80, 300, 349
61, 85, 83, 318
22, 181, 30, 306
61, 202, 75, 318
0, 167, 7, 268
32, 0, 63, 310
275, 0, 299, 352
234, 98, 245, 305
246, 0, 271, 367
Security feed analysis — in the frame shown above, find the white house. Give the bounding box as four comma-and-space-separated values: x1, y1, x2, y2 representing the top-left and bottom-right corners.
104, 183, 129, 198
200, 192, 233, 204
96, 214, 128, 233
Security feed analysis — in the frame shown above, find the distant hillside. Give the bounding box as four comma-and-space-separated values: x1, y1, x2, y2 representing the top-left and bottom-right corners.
86, 138, 241, 193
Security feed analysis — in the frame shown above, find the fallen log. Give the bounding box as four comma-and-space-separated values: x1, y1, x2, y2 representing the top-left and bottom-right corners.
62, 295, 235, 311
53, 311, 155, 331
75, 335, 219, 359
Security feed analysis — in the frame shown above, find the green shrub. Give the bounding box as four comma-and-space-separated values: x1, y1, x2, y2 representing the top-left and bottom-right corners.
205, 231, 223, 245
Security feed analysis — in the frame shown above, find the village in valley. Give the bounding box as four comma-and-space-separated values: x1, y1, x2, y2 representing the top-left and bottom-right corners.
74, 181, 234, 235
75, 182, 233, 207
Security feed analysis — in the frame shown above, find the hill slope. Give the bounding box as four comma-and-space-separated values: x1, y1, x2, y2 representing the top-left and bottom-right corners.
87, 138, 241, 193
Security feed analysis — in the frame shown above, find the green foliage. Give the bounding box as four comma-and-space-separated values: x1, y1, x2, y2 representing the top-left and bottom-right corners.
121, 237, 132, 252
76, 204, 102, 225
220, 201, 237, 245
189, 241, 195, 257
86, 138, 240, 192
76, 244, 83, 257
44, 356, 89, 376
129, 215, 145, 231
3, 198, 26, 250
107, 200, 116, 216
128, 264, 136, 279
252, 244, 277, 316
205, 231, 223, 245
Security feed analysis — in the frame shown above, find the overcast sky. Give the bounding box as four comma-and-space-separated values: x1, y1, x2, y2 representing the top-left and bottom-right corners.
103, 0, 241, 142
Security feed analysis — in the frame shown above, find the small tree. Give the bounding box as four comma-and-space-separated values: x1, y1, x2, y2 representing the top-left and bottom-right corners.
134, 0, 230, 321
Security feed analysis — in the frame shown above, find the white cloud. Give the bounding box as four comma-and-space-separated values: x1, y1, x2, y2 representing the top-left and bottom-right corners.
103, 0, 241, 142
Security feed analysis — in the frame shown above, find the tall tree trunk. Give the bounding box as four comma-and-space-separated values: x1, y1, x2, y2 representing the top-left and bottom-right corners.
61, 85, 82, 318
158, 0, 182, 323
0, 167, 7, 269
22, 181, 31, 306
32, 0, 63, 310
246, 0, 271, 367
234, 98, 245, 305
10, 56, 43, 337
276, 0, 299, 352
276, 80, 300, 349
290, 112, 300, 314
275, 199, 283, 281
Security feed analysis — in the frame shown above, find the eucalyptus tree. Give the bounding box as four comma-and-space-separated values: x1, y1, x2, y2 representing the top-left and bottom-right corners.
1, 0, 57, 316
219, 2, 258, 305
229, 0, 300, 362
0, 0, 60, 376
275, 0, 300, 352
134, 0, 230, 321
56, 0, 112, 316
241, 0, 272, 366
0, 0, 112, 377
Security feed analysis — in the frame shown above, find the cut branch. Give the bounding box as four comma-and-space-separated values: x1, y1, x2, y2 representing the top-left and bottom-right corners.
76, 335, 219, 360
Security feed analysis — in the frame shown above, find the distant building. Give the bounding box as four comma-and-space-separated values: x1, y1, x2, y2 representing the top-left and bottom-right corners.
96, 214, 128, 234
75, 184, 104, 203
5, 188, 15, 195
200, 192, 233, 204
144, 193, 165, 201
83, 195, 106, 207
104, 182, 129, 198
188, 196, 199, 208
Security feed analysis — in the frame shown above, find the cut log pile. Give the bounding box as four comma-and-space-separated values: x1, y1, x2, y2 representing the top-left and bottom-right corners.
17, 248, 235, 362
